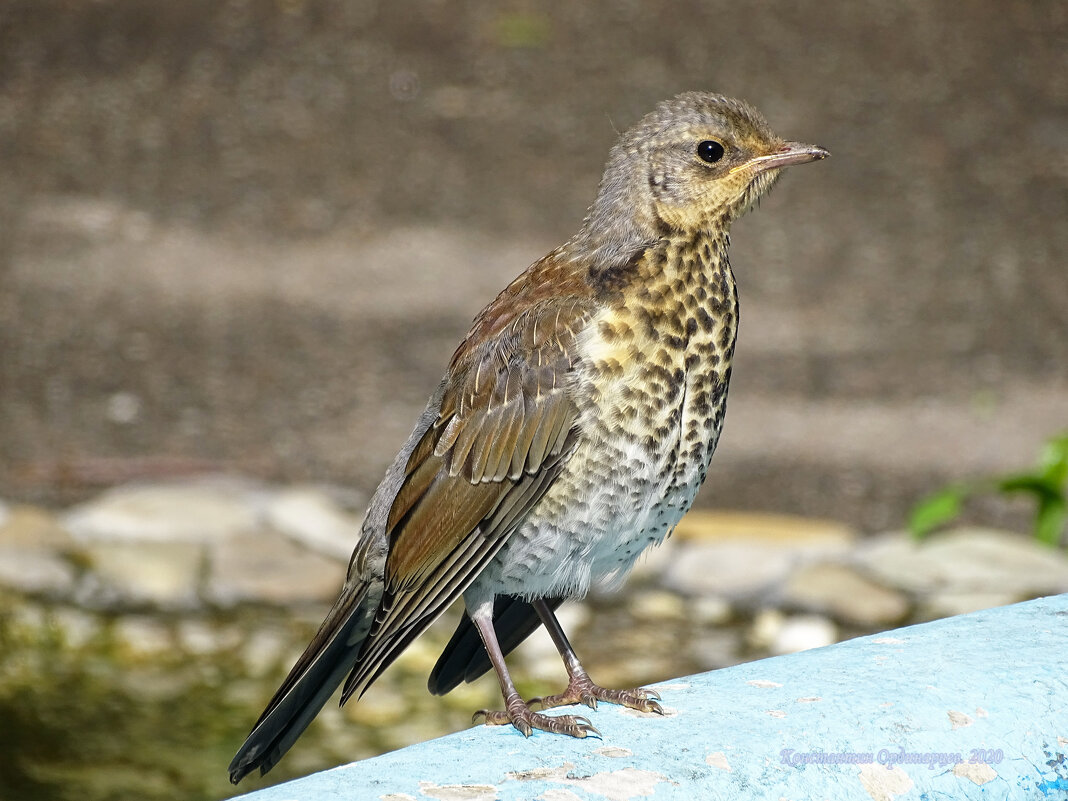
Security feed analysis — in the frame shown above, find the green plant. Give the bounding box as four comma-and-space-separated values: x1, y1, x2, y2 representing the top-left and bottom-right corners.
909, 432, 1068, 547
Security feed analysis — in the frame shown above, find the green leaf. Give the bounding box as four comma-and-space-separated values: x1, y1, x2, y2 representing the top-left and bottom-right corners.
1037, 433, 1068, 487
909, 486, 967, 539
1034, 496, 1067, 547
997, 474, 1061, 503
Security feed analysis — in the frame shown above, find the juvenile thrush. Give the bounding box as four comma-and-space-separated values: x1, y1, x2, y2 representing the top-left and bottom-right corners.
229, 91, 828, 783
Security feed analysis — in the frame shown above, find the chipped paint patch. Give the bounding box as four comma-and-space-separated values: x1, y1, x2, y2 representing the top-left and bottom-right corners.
872, 637, 905, 645
557, 767, 673, 801
858, 763, 914, 801
417, 781, 498, 800
538, 790, 584, 801
619, 705, 677, 718
747, 679, 783, 688
976, 707, 989, 718
947, 710, 973, 729
953, 761, 997, 785
766, 710, 787, 718
706, 752, 732, 771
1059, 736, 1068, 747
507, 764, 573, 782
796, 696, 821, 703
380, 794, 417, 801
594, 746, 633, 758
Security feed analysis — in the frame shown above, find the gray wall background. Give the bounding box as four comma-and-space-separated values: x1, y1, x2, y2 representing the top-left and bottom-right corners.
2, 0, 1065, 532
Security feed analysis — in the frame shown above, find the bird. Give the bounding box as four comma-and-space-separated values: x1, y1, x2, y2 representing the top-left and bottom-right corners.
229, 91, 828, 783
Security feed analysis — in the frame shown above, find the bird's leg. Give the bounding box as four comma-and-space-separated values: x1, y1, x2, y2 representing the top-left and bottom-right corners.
529, 598, 664, 715
468, 600, 599, 738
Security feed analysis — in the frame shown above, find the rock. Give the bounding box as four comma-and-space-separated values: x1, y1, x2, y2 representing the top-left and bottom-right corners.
630, 589, 687, 622
857, 528, 1068, 597
662, 512, 855, 600
113, 615, 174, 656
691, 629, 741, 669
747, 609, 838, 655
205, 529, 346, 606
672, 510, 856, 544
691, 596, 732, 626
78, 541, 204, 610
0, 505, 80, 597
918, 591, 1024, 621
781, 562, 910, 626
64, 477, 267, 543
771, 614, 838, 655
264, 486, 363, 561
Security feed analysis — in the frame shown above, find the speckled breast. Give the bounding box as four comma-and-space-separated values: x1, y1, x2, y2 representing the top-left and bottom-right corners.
474, 231, 739, 602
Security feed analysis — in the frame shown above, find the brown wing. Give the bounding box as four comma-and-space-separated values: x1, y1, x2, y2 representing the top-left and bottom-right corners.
339, 276, 593, 702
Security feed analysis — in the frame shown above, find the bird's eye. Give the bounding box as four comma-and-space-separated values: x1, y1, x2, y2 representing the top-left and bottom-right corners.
697, 140, 725, 164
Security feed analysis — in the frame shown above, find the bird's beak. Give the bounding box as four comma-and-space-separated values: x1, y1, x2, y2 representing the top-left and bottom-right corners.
742, 142, 830, 174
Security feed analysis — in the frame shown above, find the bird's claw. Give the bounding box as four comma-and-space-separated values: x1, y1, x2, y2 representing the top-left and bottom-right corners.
534, 678, 665, 715
474, 701, 601, 738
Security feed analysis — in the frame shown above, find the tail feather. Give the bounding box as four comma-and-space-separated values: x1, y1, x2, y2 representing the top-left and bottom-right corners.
228, 582, 374, 784
427, 595, 564, 695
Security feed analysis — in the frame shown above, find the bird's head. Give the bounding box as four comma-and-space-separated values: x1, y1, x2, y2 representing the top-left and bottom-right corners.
574, 92, 828, 266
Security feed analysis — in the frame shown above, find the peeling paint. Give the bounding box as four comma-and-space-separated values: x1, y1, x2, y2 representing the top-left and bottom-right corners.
747, 679, 783, 688
872, 637, 906, 645
796, 696, 821, 703
619, 705, 676, 718
594, 746, 632, 758
947, 710, 973, 729
537, 791, 584, 801
976, 707, 989, 718
953, 761, 997, 785
507, 764, 573, 782
706, 752, 732, 771
380, 794, 417, 801
858, 763, 914, 801
554, 767, 673, 801
766, 710, 787, 718
417, 781, 497, 801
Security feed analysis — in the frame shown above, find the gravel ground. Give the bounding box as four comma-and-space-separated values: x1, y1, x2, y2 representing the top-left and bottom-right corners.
2, 0, 1066, 532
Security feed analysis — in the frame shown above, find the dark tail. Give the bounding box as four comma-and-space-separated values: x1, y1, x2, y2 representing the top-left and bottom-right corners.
228, 583, 374, 784
427, 595, 563, 695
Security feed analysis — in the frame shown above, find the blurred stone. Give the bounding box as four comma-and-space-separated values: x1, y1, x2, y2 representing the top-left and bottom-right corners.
265, 486, 363, 561
858, 528, 1068, 597
919, 592, 1024, 621
747, 609, 786, 651
662, 513, 855, 600
691, 629, 741, 670
0, 505, 81, 597
206, 529, 346, 606
769, 614, 838, 656
630, 589, 687, 622
113, 615, 174, 656
781, 562, 909, 626
691, 596, 732, 626
0, 548, 75, 597
64, 478, 267, 543
627, 537, 677, 582
79, 541, 204, 610
673, 511, 856, 544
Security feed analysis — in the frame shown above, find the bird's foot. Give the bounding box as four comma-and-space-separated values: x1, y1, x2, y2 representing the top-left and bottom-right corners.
531, 673, 664, 715
473, 693, 600, 738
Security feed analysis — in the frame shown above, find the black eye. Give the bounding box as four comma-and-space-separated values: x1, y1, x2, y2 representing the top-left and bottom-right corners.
697, 140, 725, 164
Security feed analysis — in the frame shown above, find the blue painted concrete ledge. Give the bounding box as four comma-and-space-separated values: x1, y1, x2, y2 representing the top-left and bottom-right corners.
232, 595, 1068, 800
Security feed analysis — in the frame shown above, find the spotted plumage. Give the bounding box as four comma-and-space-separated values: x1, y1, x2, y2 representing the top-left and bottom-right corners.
230, 92, 828, 783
